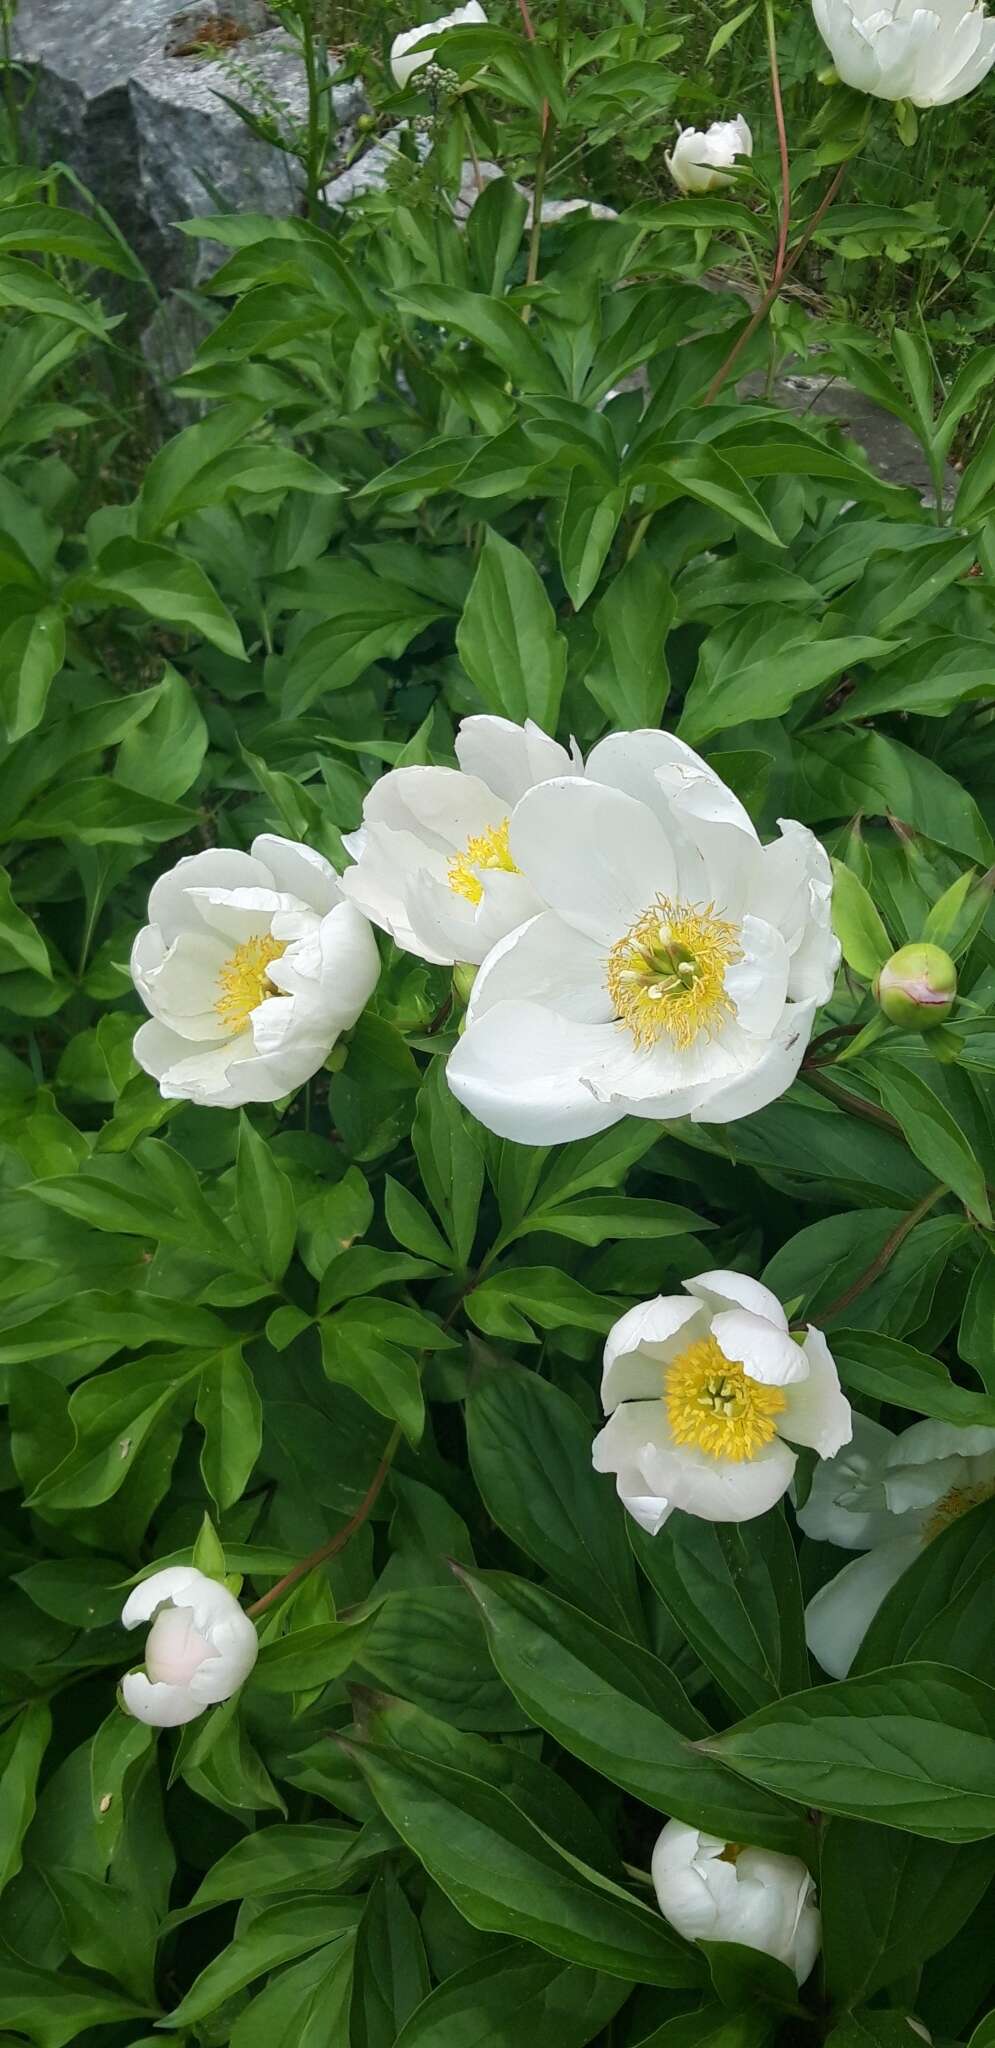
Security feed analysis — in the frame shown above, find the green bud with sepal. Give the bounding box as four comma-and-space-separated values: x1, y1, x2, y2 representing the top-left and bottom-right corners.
874, 942, 957, 1031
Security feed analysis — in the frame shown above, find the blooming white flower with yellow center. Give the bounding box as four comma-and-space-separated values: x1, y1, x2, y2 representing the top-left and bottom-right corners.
666, 115, 753, 195
592, 1271, 851, 1529
390, 2, 487, 88
339, 715, 582, 967
131, 834, 380, 1107
446, 730, 839, 1143
652, 1821, 821, 1986
812, 0, 995, 106
120, 1566, 258, 1727
799, 1415, 995, 1677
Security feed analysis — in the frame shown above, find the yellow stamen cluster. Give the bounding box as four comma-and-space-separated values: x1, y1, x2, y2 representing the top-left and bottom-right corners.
665, 1335, 786, 1463
215, 934, 286, 1033
923, 1477, 995, 1545
606, 898, 741, 1051
447, 818, 519, 906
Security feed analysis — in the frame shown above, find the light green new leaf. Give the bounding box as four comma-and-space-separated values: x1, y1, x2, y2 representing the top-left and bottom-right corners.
347, 1737, 703, 1986
68, 537, 245, 659
196, 1348, 263, 1512
709, 1662, 995, 1841
0, 605, 65, 740
874, 1061, 990, 1223
236, 1113, 296, 1282
457, 528, 567, 729
0, 1702, 50, 1897
830, 860, 892, 979
466, 1368, 643, 1637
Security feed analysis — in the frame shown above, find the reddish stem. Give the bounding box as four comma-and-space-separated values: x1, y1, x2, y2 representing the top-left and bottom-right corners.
819, 1184, 947, 1321
246, 1425, 401, 1619
703, 162, 847, 406
765, 0, 791, 285
516, 0, 537, 37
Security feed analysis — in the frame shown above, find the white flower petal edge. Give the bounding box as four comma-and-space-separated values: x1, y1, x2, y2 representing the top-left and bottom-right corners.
592, 1271, 851, 1529
652, 1821, 820, 1986
390, 2, 487, 87
340, 715, 582, 966
811, 0, 995, 106
666, 115, 753, 194
798, 1415, 995, 1674
131, 834, 380, 1108
447, 732, 839, 1140
121, 1566, 258, 1728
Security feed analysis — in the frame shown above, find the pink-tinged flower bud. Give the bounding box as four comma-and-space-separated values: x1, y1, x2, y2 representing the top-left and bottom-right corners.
874, 943, 957, 1031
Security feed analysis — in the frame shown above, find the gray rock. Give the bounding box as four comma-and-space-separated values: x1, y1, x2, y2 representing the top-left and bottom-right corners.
741, 370, 959, 504
321, 124, 431, 210
13, 3, 367, 290
130, 29, 367, 285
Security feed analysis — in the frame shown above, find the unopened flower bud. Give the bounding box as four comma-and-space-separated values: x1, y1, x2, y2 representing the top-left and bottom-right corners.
452, 961, 477, 1008
874, 943, 957, 1031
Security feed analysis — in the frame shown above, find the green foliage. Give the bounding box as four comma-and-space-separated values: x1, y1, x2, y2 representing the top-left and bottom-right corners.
0, 15, 993, 2046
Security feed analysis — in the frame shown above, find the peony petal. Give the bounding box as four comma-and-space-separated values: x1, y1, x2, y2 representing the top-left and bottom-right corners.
361, 765, 504, 853
509, 778, 680, 946
447, 1000, 622, 1143
147, 849, 273, 943
724, 918, 791, 1039
685, 1269, 790, 1329
690, 998, 817, 1122
754, 822, 839, 1005
467, 912, 612, 1025
805, 1537, 921, 1679
121, 1672, 207, 1727
711, 1308, 808, 1387
778, 1326, 852, 1457
250, 834, 343, 915
130, 926, 230, 1040
454, 715, 581, 805
795, 1412, 897, 1551
339, 822, 455, 964
601, 1295, 705, 1412
593, 1398, 796, 1524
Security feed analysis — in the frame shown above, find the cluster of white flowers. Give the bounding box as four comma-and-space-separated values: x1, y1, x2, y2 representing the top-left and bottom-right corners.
342, 717, 839, 1143
115, 1, 995, 1986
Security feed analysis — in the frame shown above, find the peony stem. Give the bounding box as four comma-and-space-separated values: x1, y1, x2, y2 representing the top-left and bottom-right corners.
820, 1183, 948, 1320
246, 1425, 402, 1619
765, 0, 791, 287
803, 1066, 901, 1134
703, 161, 848, 406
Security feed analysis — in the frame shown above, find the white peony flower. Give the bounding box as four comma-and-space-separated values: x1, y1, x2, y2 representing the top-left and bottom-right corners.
592, 1271, 851, 1530
446, 731, 839, 1143
799, 1415, 995, 1677
120, 1566, 258, 1727
390, 2, 487, 88
131, 834, 380, 1108
652, 1821, 821, 1987
812, 0, 995, 106
339, 715, 583, 967
665, 115, 753, 195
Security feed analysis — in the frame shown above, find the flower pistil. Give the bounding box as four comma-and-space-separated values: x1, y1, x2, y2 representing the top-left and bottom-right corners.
665, 1335, 786, 1461
607, 897, 741, 1051
215, 935, 286, 1032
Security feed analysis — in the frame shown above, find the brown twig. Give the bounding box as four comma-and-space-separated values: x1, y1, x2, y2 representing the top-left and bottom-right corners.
703, 162, 848, 406
246, 1425, 402, 1619
820, 1184, 948, 1321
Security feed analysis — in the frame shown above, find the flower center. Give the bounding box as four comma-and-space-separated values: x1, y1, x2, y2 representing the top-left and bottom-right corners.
606, 897, 742, 1051
447, 818, 519, 906
215, 934, 286, 1033
665, 1335, 786, 1462
923, 1478, 995, 1545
